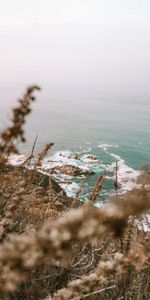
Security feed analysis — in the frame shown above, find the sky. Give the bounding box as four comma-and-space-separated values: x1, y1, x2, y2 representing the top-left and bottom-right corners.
0, 0, 150, 92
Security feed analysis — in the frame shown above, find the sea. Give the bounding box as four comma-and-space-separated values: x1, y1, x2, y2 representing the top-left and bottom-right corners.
0, 84, 150, 203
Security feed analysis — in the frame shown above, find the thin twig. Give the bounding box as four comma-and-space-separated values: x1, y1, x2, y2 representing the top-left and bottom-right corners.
72, 285, 116, 299
22, 134, 38, 167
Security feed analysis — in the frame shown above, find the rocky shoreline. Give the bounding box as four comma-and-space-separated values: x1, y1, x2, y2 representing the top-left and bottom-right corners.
8, 151, 102, 198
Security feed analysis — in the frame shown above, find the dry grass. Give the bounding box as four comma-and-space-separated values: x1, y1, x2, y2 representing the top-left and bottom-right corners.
0, 85, 40, 156
0, 87, 149, 300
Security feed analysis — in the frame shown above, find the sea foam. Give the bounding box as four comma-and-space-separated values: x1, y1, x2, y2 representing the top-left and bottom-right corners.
98, 144, 118, 151
7, 148, 140, 198
107, 153, 140, 193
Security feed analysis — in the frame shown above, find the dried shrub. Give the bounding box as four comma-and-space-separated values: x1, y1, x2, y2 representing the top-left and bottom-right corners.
0, 85, 40, 155
0, 87, 149, 300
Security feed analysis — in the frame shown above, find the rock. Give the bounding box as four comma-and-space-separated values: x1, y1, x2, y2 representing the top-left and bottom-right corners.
73, 154, 80, 160
49, 165, 95, 176
33, 172, 66, 194
86, 155, 97, 160
50, 177, 66, 194
35, 173, 49, 189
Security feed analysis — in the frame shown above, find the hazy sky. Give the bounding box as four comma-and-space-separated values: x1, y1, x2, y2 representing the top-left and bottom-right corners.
0, 0, 150, 92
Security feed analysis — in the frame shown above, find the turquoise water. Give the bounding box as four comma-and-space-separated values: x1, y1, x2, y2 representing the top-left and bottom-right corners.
1, 85, 150, 199
27, 89, 150, 168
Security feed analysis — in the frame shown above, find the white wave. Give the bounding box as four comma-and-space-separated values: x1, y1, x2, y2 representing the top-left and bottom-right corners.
43, 151, 74, 170
135, 215, 150, 232
54, 150, 72, 159
8, 154, 27, 166
80, 154, 98, 163
43, 150, 100, 174
8, 148, 140, 198
61, 182, 80, 198
107, 153, 140, 193
98, 144, 118, 151
105, 175, 115, 180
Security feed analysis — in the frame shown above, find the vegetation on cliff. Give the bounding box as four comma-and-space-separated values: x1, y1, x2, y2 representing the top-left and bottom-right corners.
0, 87, 149, 300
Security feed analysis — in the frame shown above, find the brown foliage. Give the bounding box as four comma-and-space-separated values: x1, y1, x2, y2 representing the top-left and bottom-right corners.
0, 85, 40, 155
0, 87, 149, 300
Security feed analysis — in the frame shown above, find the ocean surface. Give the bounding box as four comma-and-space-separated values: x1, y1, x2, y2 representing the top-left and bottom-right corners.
1, 84, 150, 201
